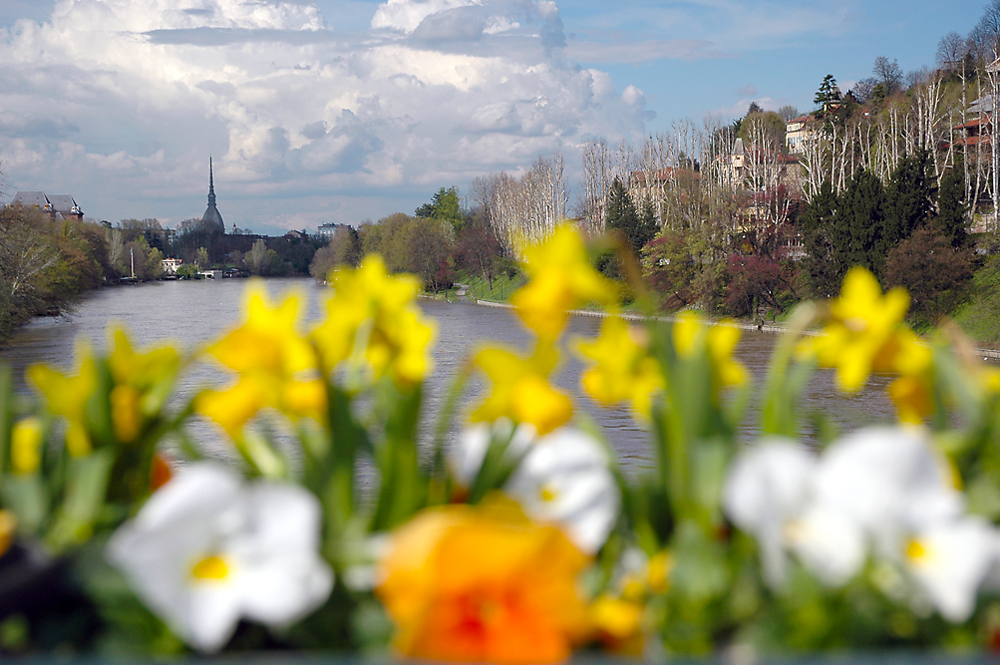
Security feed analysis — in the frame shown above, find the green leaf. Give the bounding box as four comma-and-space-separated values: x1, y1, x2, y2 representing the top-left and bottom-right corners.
46, 448, 115, 552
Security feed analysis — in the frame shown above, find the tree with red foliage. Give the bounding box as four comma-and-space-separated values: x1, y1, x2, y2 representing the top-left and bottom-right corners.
723, 254, 795, 318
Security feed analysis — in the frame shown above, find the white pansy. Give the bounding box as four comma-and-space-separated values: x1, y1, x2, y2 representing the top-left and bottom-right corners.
723, 439, 820, 587
505, 427, 620, 553
452, 422, 620, 553
812, 427, 962, 558
903, 516, 998, 623
450, 418, 535, 487
785, 503, 865, 587
106, 463, 333, 652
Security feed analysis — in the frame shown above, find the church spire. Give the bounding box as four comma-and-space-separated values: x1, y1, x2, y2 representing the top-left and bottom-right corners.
207, 156, 216, 207
201, 156, 225, 233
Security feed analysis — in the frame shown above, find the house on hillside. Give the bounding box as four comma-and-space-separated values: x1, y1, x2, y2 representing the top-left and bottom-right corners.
785, 115, 818, 154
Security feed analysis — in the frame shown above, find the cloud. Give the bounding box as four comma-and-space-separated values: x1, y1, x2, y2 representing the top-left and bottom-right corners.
0, 0, 648, 231
737, 84, 757, 97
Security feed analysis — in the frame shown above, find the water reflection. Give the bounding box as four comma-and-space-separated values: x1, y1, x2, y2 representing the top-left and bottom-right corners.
0, 277, 901, 471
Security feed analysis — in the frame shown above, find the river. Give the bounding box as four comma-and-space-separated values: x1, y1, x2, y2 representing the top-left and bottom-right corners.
0, 277, 899, 470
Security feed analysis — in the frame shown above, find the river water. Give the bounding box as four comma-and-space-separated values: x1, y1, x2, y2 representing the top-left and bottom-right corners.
0, 277, 899, 470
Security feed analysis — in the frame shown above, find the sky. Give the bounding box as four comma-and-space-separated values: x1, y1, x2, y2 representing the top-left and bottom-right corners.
0, 0, 991, 234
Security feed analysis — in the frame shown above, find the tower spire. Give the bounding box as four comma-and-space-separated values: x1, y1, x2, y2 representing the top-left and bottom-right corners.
208, 156, 216, 206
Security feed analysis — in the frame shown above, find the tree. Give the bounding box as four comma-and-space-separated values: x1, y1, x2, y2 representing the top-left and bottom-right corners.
605, 177, 656, 257
872, 56, 903, 97
415, 186, 467, 234
800, 181, 841, 298
833, 168, 887, 278
813, 74, 841, 109
777, 105, 800, 122
194, 247, 210, 268
456, 212, 504, 291
641, 229, 697, 309
935, 167, 968, 248
885, 228, 974, 326
883, 151, 933, 253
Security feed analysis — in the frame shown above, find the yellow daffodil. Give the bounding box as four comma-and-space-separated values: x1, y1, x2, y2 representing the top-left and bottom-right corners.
313, 255, 435, 385
576, 316, 664, 420
470, 344, 572, 435
207, 281, 314, 378
199, 283, 327, 436
11, 417, 43, 475
809, 267, 925, 392
376, 497, 591, 664
511, 224, 617, 340
27, 342, 99, 456
673, 312, 747, 389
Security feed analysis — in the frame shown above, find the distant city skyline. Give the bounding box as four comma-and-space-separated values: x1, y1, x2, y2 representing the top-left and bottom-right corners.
0, 0, 990, 234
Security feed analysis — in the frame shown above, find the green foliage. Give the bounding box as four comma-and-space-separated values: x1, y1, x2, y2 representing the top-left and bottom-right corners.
883, 150, 934, 252
952, 255, 1000, 345
605, 178, 657, 262
641, 229, 697, 309
935, 166, 968, 248
800, 181, 842, 298
415, 186, 467, 234
832, 168, 888, 278
813, 74, 842, 108
310, 226, 362, 280
885, 228, 974, 327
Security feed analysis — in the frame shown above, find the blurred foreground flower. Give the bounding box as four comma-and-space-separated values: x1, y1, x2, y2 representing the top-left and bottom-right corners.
27, 341, 99, 456
807, 268, 932, 421
673, 312, 747, 390
197, 283, 324, 436
725, 427, 998, 622
107, 463, 333, 652
576, 316, 664, 420
470, 345, 572, 435
511, 224, 617, 340
376, 498, 591, 663
314, 255, 435, 385
453, 422, 620, 553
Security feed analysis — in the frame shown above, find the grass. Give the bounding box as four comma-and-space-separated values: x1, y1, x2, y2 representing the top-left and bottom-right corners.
951, 256, 1000, 348
462, 272, 526, 303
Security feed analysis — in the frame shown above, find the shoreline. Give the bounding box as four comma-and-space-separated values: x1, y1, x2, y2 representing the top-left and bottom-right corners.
470, 298, 1000, 361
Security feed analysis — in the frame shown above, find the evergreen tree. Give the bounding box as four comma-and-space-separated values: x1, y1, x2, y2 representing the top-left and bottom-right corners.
884, 150, 933, 253
935, 166, 968, 248
833, 168, 887, 278
813, 74, 841, 109
605, 178, 641, 253
800, 181, 841, 297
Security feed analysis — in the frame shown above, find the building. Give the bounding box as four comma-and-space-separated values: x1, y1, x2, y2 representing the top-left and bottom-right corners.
317, 222, 348, 241
785, 115, 818, 154
161, 258, 183, 275
10, 191, 84, 219
201, 157, 225, 233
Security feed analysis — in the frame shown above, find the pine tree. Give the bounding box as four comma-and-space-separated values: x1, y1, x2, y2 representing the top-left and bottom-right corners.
800, 181, 841, 297
935, 166, 968, 248
833, 168, 887, 278
884, 150, 933, 253
605, 178, 641, 252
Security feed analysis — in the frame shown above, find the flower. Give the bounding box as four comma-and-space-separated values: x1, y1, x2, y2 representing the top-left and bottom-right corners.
376, 498, 591, 663
576, 316, 664, 420
673, 312, 746, 389
469, 344, 572, 435
27, 342, 99, 456
205, 281, 314, 378
809, 267, 929, 393
11, 417, 43, 475
107, 326, 182, 439
198, 284, 325, 435
313, 255, 435, 385
510, 225, 618, 340
453, 423, 621, 554
504, 428, 620, 554
902, 516, 998, 622
106, 463, 334, 652
723, 439, 864, 588
725, 427, 1000, 622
